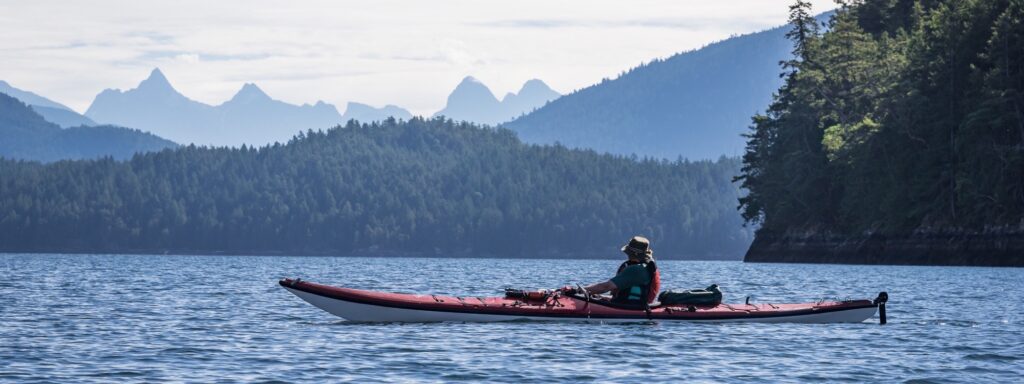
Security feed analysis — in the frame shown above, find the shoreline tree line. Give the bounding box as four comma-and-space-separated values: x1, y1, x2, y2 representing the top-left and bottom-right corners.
1, 118, 751, 258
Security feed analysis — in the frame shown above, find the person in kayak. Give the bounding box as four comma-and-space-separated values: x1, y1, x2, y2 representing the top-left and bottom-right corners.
569, 236, 661, 304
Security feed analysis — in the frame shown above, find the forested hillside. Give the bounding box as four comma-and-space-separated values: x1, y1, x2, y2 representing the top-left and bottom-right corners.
30, 105, 97, 128
1, 80, 97, 127
0, 118, 751, 258
737, 0, 1023, 265
0, 93, 177, 162
502, 17, 818, 160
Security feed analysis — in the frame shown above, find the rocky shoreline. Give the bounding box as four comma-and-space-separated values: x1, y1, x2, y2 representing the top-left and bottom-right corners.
744, 231, 1024, 267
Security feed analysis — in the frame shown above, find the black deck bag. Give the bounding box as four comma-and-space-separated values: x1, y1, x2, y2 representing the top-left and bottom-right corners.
657, 284, 722, 306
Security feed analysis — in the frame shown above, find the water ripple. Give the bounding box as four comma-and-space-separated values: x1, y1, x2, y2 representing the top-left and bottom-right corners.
1, 254, 1022, 382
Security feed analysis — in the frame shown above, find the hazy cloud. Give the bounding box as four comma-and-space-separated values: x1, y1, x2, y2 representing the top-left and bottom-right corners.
475, 17, 772, 32
0, 0, 837, 115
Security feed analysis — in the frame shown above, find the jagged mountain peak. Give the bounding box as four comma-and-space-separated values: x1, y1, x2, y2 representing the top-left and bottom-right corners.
227, 82, 272, 104
137, 68, 174, 92
515, 79, 558, 102
508, 79, 558, 102
450, 76, 496, 98
149, 67, 166, 79
239, 82, 264, 94
435, 76, 560, 125
519, 79, 552, 92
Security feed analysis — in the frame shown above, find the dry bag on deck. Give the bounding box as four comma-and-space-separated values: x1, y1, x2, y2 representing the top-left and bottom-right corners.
657, 284, 722, 306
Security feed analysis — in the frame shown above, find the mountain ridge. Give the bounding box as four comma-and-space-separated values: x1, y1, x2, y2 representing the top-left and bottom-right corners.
503, 12, 833, 160
1, 81, 97, 128
0, 80, 74, 111
340, 102, 413, 123
85, 69, 339, 146
0, 92, 176, 162
84, 69, 431, 146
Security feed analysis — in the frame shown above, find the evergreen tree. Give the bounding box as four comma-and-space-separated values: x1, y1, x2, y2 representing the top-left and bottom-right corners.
738, 0, 1024, 240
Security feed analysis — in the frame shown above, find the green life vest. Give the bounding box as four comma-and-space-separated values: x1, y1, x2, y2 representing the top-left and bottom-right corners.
611, 261, 659, 304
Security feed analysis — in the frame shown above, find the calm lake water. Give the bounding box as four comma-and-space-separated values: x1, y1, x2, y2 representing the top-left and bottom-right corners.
1, 254, 1021, 383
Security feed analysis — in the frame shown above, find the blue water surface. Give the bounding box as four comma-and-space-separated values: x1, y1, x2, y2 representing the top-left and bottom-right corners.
0, 254, 1021, 383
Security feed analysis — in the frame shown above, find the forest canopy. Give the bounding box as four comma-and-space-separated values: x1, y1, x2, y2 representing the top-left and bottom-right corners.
0, 118, 751, 258
736, 0, 1024, 235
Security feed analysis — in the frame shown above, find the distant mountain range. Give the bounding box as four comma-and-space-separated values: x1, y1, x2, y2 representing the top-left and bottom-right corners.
84, 69, 343, 146
83, 70, 558, 146
83, 69, 420, 147
0, 92, 176, 162
433, 76, 560, 126
4, 12, 819, 160
503, 14, 831, 160
3, 70, 560, 150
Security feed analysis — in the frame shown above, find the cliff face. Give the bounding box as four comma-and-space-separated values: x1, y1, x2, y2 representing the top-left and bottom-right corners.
745, 231, 1024, 267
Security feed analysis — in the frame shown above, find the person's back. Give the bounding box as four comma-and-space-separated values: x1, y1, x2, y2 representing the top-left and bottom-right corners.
610, 260, 658, 304
571, 236, 661, 305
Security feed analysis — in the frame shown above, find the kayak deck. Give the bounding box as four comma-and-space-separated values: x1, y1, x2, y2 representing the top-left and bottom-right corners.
280, 278, 884, 323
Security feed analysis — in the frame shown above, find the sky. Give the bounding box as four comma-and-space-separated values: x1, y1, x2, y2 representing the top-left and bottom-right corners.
0, 0, 837, 115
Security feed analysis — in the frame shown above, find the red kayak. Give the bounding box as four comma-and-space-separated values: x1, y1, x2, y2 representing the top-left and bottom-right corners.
280, 278, 888, 323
